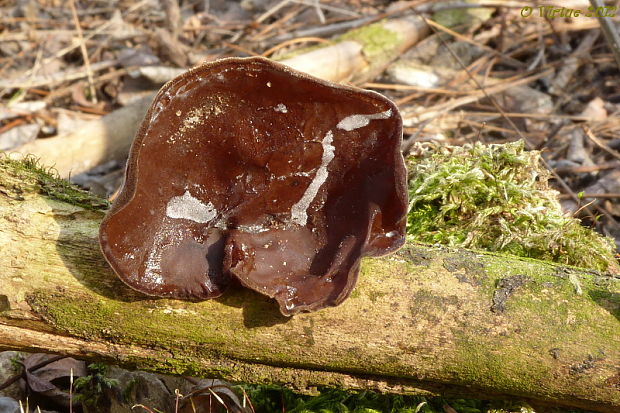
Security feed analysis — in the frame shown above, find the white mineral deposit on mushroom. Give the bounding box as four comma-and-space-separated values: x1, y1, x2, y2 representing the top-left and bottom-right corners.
284, 285, 298, 311
166, 190, 217, 224
336, 109, 392, 131
144, 231, 166, 286
274, 103, 288, 113
289, 130, 335, 226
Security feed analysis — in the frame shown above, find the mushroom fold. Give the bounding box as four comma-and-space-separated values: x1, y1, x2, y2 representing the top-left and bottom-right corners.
99, 57, 407, 315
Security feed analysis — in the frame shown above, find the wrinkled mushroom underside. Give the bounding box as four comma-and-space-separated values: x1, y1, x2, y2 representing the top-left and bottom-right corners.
99, 58, 407, 315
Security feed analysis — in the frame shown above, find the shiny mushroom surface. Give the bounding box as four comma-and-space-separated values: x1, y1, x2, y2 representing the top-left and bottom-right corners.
99, 57, 407, 315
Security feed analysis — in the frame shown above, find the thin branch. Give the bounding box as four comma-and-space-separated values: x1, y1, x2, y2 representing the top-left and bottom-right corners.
69, 0, 98, 104
590, 0, 620, 69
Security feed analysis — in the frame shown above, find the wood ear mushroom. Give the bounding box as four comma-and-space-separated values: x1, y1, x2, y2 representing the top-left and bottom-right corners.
99, 57, 407, 316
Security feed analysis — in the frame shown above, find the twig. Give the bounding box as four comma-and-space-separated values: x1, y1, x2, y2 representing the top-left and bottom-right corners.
554, 161, 620, 175
69, 368, 73, 413
0, 118, 26, 135
0, 60, 117, 89
589, 0, 620, 69
395, 91, 423, 106
424, 18, 526, 69
455, 111, 591, 121
559, 193, 620, 199
256, 0, 292, 24
502, 18, 617, 55
311, 0, 326, 24
131, 405, 156, 412
402, 68, 554, 123
365, 82, 481, 95
69, 0, 98, 104
261, 36, 332, 57
527, 24, 547, 71
549, 29, 600, 95
583, 126, 620, 162
250, 4, 305, 42
290, 0, 359, 17
29, 42, 45, 87
460, 119, 527, 137
174, 389, 182, 412
13, 0, 148, 84
69, 105, 109, 116
162, 0, 182, 40
267, 15, 376, 43
43, 67, 130, 104
261, 0, 418, 44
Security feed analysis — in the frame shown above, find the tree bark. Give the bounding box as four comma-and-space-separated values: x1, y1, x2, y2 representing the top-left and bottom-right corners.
0, 158, 619, 412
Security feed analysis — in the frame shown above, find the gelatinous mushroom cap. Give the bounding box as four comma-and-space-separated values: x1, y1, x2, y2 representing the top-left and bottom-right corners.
99, 57, 407, 315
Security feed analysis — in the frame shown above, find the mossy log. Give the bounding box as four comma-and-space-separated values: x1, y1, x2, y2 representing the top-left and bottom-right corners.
0, 158, 619, 413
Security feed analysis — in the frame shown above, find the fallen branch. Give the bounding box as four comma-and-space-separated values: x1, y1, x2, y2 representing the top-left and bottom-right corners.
0, 158, 618, 412
9, 93, 155, 178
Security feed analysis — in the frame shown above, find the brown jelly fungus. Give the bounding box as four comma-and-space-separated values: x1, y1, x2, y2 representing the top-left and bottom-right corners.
99, 57, 407, 316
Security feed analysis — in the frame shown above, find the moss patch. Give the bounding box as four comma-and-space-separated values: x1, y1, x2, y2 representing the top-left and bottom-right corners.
26, 289, 238, 349
338, 20, 400, 59
406, 141, 619, 273
0, 155, 109, 211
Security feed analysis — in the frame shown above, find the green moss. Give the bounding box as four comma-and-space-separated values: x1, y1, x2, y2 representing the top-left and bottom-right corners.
366, 289, 388, 303
432, 6, 494, 29
588, 290, 620, 319
349, 288, 362, 299
406, 141, 618, 272
25, 289, 250, 378
431, 0, 494, 30
242, 385, 535, 413
454, 257, 619, 396
273, 20, 400, 67
0, 155, 109, 211
26, 289, 241, 350
451, 336, 550, 394
139, 353, 232, 378
338, 21, 400, 59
